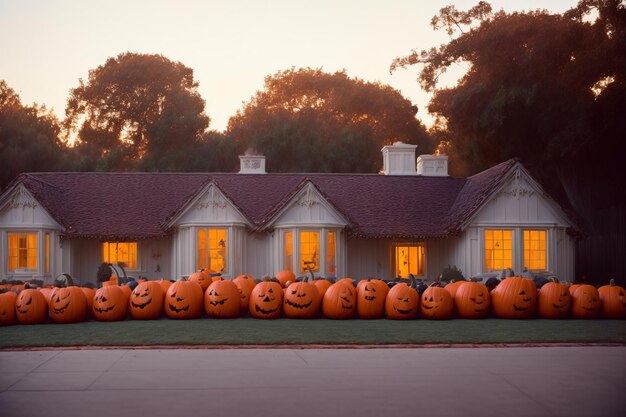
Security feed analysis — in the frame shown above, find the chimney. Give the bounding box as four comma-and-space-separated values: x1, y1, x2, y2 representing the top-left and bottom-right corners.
381, 142, 418, 176
416, 154, 448, 177
239, 150, 266, 174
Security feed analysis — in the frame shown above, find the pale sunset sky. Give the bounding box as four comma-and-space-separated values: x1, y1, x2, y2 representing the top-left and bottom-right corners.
0, 0, 577, 132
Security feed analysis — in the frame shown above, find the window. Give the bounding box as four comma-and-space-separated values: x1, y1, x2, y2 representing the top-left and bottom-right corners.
524, 230, 546, 270
394, 244, 425, 278
326, 231, 336, 275
44, 233, 50, 273
300, 231, 320, 273
485, 229, 513, 271
280, 228, 340, 276
284, 231, 293, 271
103, 242, 138, 269
8, 233, 38, 271
197, 228, 227, 272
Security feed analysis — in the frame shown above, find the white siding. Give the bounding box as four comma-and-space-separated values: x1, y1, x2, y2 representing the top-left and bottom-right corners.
346, 238, 392, 279
270, 182, 347, 228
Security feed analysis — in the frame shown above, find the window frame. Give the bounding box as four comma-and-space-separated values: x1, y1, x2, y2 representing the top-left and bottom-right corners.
196, 227, 229, 274
279, 227, 341, 278
102, 241, 140, 271
7, 231, 39, 272
392, 242, 426, 279
4, 229, 54, 276
522, 228, 548, 272
484, 229, 514, 272
480, 227, 550, 274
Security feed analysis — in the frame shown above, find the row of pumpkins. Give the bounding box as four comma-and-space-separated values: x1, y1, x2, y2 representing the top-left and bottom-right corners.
0, 269, 624, 326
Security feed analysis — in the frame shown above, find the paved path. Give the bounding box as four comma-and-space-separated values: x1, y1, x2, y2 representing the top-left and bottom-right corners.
0, 347, 624, 417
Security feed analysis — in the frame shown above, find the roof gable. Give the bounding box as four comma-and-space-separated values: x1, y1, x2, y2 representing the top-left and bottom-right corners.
0, 183, 61, 229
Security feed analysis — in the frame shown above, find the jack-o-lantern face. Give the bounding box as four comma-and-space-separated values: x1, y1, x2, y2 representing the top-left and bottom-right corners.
93, 286, 128, 321
491, 277, 537, 319
420, 286, 453, 319
598, 280, 626, 319
356, 279, 389, 319
49, 287, 87, 324
204, 280, 241, 318
130, 281, 165, 320
454, 282, 491, 319
233, 275, 256, 313
571, 284, 600, 319
249, 281, 283, 319
15, 289, 48, 324
284, 281, 321, 319
322, 281, 356, 319
538, 281, 571, 319
164, 280, 203, 319
385, 283, 419, 320
0, 291, 18, 326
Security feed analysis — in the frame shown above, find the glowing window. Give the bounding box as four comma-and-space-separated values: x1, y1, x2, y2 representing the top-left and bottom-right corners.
524, 230, 547, 270
300, 231, 320, 273
45, 233, 50, 273
485, 229, 513, 271
197, 228, 227, 273
284, 231, 293, 271
103, 242, 138, 269
8, 233, 38, 271
394, 244, 425, 278
327, 231, 337, 276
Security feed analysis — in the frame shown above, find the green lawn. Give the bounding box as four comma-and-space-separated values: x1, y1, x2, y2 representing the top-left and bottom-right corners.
1, 318, 625, 348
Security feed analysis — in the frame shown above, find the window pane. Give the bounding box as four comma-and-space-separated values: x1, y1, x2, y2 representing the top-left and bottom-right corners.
524, 230, 546, 270
209, 229, 227, 273
395, 244, 425, 278
103, 241, 138, 270
326, 231, 337, 276
197, 229, 208, 270
8, 234, 18, 271
45, 233, 50, 273
284, 231, 293, 271
300, 231, 320, 273
485, 229, 512, 271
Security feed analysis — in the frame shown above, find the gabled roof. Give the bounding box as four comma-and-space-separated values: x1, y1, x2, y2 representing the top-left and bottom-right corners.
2, 158, 572, 240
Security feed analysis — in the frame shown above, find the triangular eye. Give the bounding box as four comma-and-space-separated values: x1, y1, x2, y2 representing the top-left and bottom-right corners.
268, 288, 273, 293
519, 290, 526, 295
291, 290, 297, 295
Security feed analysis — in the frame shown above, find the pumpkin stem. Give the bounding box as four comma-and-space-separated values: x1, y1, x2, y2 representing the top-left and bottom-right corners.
610, 278, 616, 286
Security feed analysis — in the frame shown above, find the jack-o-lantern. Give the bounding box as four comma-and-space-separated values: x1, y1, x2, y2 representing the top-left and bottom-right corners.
205, 280, 241, 318
538, 278, 571, 319
323, 280, 356, 319
491, 277, 537, 319
93, 286, 128, 321
420, 285, 453, 319
189, 270, 212, 292
275, 270, 296, 288
385, 283, 419, 320
249, 280, 283, 319
598, 279, 626, 319
570, 284, 601, 319
313, 279, 333, 299
39, 287, 54, 304
233, 274, 256, 313
119, 284, 132, 300
130, 281, 165, 320
356, 279, 389, 319
454, 281, 491, 319
164, 279, 203, 319
81, 287, 96, 317
0, 291, 17, 326
568, 283, 581, 296
444, 280, 466, 300
284, 279, 321, 319
15, 289, 48, 324
158, 279, 173, 294
49, 286, 88, 324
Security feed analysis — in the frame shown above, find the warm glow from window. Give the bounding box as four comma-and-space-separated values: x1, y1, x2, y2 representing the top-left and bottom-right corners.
45, 233, 50, 273
103, 242, 137, 269
8, 233, 38, 271
284, 231, 293, 271
485, 229, 512, 271
197, 228, 227, 272
524, 230, 546, 270
395, 244, 425, 278
300, 231, 320, 273
327, 231, 336, 275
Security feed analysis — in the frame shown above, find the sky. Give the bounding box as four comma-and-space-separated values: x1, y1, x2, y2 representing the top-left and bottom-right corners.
0, 0, 578, 132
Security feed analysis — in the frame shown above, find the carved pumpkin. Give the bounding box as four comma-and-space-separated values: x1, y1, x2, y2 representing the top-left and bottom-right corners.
164, 280, 203, 319
570, 284, 601, 319
49, 286, 88, 324
454, 281, 491, 319
249, 280, 283, 319
275, 270, 296, 288
189, 270, 212, 292
205, 280, 241, 318
322, 280, 356, 319
598, 279, 626, 319
120, 284, 132, 300
93, 286, 128, 321
81, 287, 96, 317
39, 287, 54, 304
15, 289, 48, 324
158, 279, 173, 294
313, 279, 333, 298
284, 279, 321, 319
420, 285, 453, 320
233, 274, 256, 313
356, 279, 389, 319
385, 283, 419, 320
0, 291, 17, 326
130, 281, 165, 320
538, 279, 571, 319
491, 277, 537, 319
444, 280, 466, 300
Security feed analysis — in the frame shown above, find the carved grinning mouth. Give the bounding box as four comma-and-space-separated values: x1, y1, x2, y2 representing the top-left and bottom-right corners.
364, 296, 376, 301
52, 301, 70, 314
168, 303, 189, 313
94, 305, 116, 313
552, 303, 567, 310
394, 307, 413, 314
255, 304, 278, 315
285, 299, 312, 309
582, 306, 598, 311
340, 296, 353, 309
209, 299, 228, 307
131, 300, 151, 309
513, 305, 527, 311
422, 305, 436, 310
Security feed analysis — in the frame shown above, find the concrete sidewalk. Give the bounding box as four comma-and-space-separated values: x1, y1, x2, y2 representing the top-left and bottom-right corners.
0, 347, 624, 417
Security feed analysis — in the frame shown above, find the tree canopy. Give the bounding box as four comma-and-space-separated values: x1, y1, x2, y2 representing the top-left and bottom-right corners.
227, 68, 433, 172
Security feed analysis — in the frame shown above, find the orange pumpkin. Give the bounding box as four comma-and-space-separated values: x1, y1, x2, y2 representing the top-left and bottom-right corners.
130, 281, 165, 320
49, 286, 88, 324
284, 279, 321, 319
249, 280, 283, 319
598, 279, 626, 319
158, 279, 173, 294
570, 284, 600, 319
444, 280, 466, 300
420, 285, 453, 319
39, 287, 55, 304
164, 280, 204, 319
275, 270, 296, 288
81, 287, 96, 317
385, 283, 419, 320
322, 280, 356, 319
356, 279, 389, 319
119, 284, 132, 300
538, 279, 571, 319
189, 270, 212, 292
313, 279, 333, 298
93, 286, 128, 321
233, 274, 256, 313
491, 277, 537, 319
454, 281, 491, 319
204, 280, 241, 318
15, 289, 48, 324
0, 291, 17, 326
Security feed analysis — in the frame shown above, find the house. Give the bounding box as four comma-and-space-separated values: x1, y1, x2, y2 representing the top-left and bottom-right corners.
0, 143, 577, 285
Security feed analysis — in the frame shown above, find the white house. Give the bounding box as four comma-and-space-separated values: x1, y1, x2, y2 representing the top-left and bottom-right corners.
0, 143, 577, 285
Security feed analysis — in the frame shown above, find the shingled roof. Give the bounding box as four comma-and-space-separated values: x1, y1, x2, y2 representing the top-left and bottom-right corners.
3, 159, 539, 240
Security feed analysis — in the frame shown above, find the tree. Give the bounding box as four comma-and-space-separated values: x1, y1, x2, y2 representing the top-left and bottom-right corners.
227, 68, 433, 172
0, 80, 70, 189
64, 52, 210, 171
